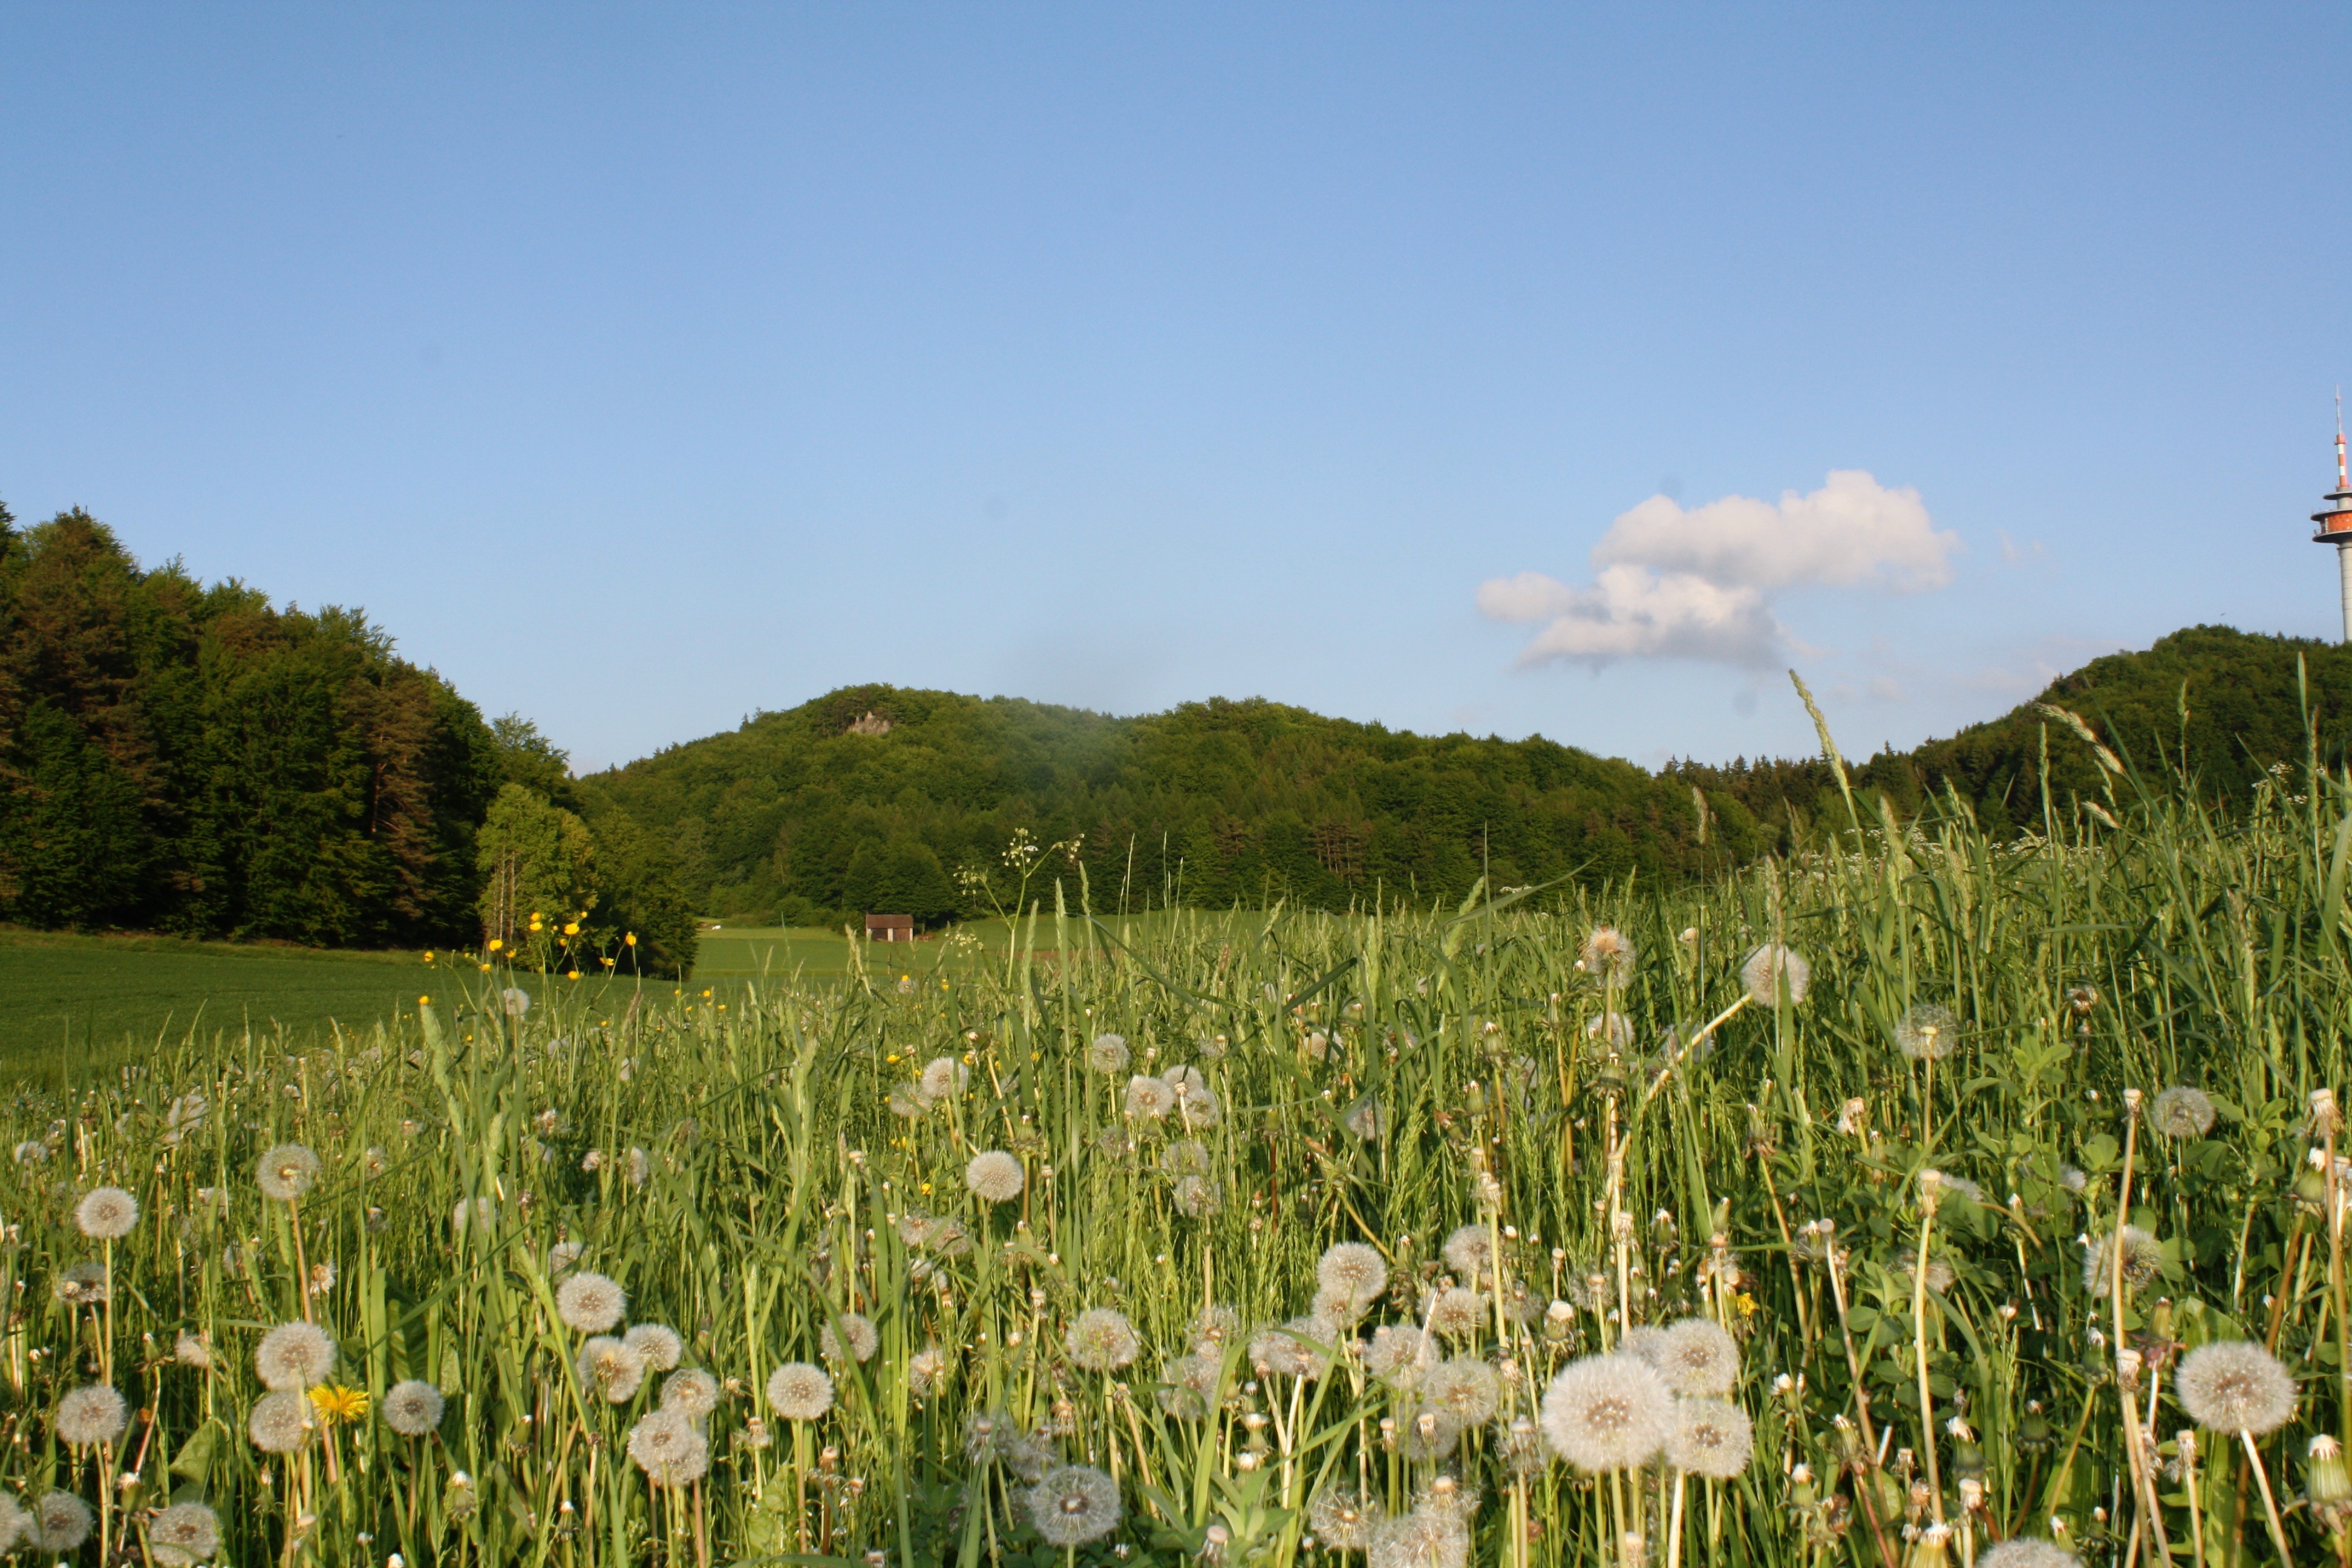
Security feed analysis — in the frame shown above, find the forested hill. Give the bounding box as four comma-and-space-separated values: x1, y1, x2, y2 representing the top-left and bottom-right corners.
0, 506, 697, 973
1670, 626, 2352, 841
584, 626, 2352, 926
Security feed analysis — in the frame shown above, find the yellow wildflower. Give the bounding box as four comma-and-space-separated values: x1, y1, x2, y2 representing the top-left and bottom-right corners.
563, 923, 579, 936
626, 933, 638, 947
417, 995, 431, 1007
488, 938, 503, 952
309, 1384, 370, 1423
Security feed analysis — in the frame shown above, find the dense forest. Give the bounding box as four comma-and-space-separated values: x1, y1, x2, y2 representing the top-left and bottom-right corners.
11, 497, 2348, 949
584, 625, 2352, 927
0, 505, 697, 975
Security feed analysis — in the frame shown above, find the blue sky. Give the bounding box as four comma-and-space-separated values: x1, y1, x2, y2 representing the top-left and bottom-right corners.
4, 5, 2348, 771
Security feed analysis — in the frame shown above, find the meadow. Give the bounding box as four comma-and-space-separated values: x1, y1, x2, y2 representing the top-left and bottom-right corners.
1, 751, 2345, 1568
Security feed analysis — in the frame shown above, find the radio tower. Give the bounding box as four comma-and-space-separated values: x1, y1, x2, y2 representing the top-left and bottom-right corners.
2315, 392, 2352, 641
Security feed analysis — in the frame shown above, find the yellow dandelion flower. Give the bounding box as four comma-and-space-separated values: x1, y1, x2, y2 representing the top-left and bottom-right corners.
626, 933, 638, 946
601, 957, 615, 969
479, 963, 493, 973
309, 1384, 370, 1423
423, 950, 434, 962
567, 970, 581, 981
1732, 1292, 1759, 1318
417, 995, 431, 1007
488, 938, 503, 952
564, 923, 579, 936
885, 1054, 901, 1065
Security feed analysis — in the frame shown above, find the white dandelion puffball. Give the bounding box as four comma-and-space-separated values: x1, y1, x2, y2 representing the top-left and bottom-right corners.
382, 1379, 446, 1436
54, 1384, 128, 1447
2177, 1341, 2298, 1436
2152, 1086, 2216, 1139
908, 1345, 950, 1396
1125, 1074, 1176, 1119
919, 1056, 967, 1102
1666, 1397, 1754, 1478
254, 1142, 321, 1201
1027, 1463, 1123, 1547
1540, 1352, 1674, 1473
557, 1271, 628, 1333
501, 986, 532, 1017
626, 1323, 685, 1371
1156, 1354, 1219, 1420
627, 1408, 711, 1487
577, 1336, 647, 1403
1088, 1033, 1131, 1073
73, 1186, 139, 1241
818, 1312, 880, 1364
1315, 1241, 1387, 1307
0, 1497, 27, 1558
1427, 1286, 1488, 1342
1418, 1357, 1502, 1425
1309, 1486, 1384, 1552
661, 1367, 720, 1418
768, 1361, 835, 1421
31, 1492, 91, 1555
1741, 944, 1811, 1007
1440, 1224, 1495, 1281
247, 1389, 316, 1453
1895, 1004, 1958, 1062
1067, 1307, 1142, 1371
965, 1149, 1025, 1203
174, 1330, 213, 1369
2083, 1227, 2164, 1298
255, 1321, 337, 1391
1977, 1542, 2081, 1568
147, 1501, 221, 1567
1658, 1318, 1740, 1397
1366, 1511, 1469, 1568
1581, 926, 1636, 982
1366, 1324, 1435, 1390
1251, 1316, 1334, 1380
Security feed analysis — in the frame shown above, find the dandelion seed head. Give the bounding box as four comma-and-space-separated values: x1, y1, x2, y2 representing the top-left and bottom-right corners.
1895, 1004, 1958, 1061
1366, 1511, 1469, 1568
54, 1384, 126, 1448
766, 1361, 834, 1421
1667, 1397, 1754, 1478
1309, 1486, 1385, 1552
1173, 1174, 1221, 1217
1192, 1304, 1243, 1352
1426, 1287, 1488, 1342
2177, 1341, 2298, 1436
1977, 1541, 2081, 1568
148, 1501, 221, 1566
919, 1056, 967, 1102
31, 1492, 91, 1554
53, 1261, 107, 1306
248, 1389, 316, 1453
627, 1409, 711, 1487
73, 1186, 137, 1240
556, 1272, 627, 1333
2083, 1227, 2164, 1297
1251, 1316, 1334, 1380
174, 1330, 212, 1369
1366, 1325, 1435, 1390
255, 1321, 336, 1391
1087, 1034, 1131, 1074
1440, 1224, 1494, 1281
1658, 1318, 1740, 1397
577, 1336, 647, 1403
1067, 1307, 1141, 1372
907, 1345, 950, 1396
1124, 1076, 1176, 1120
660, 1368, 720, 1419
1318, 1241, 1390, 1307
1741, 946, 1811, 1007
255, 1143, 321, 1201
501, 987, 532, 1018
382, 1379, 446, 1436
965, 1150, 1025, 1203
1539, 1352, 1674, 1473
1417, 1356, 1501, 1425
1581, 927, 1636, 982
2152, 1086, 2216, 1139
1401, 1408, 1464, 1461
818, 1313, 879, 1365
625, 1323, 684, 1371
1027, 1464, 1122, 1547
1157, 1354, 1218, 1420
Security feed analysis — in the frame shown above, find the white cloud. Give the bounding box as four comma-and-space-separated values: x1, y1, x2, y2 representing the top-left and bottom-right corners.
1477, 565, 1783, 667
1481, 471, 1957, 669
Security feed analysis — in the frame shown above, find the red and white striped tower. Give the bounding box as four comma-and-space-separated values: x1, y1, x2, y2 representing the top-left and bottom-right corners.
2314, 393, 2352, 641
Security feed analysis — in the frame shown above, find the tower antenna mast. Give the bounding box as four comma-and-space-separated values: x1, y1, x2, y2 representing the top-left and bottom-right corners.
2312, 391, 2352, 641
